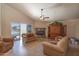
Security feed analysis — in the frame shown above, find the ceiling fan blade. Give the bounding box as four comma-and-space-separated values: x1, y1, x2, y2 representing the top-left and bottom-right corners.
44, 17, 49, 18
43, 17, 49, 20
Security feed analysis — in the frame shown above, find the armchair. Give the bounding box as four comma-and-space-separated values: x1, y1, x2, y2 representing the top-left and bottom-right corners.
42, 37, 69, 56
0, 37, 14, 54
22, 33, 36, 43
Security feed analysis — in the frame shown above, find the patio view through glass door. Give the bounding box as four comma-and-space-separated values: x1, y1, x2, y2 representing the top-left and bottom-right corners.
11, 23, 20, 41
11, 22, 27, 41
20, 24, 27, 45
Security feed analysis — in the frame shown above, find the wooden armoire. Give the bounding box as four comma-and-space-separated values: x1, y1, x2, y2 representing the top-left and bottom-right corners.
48, 22, 66, 39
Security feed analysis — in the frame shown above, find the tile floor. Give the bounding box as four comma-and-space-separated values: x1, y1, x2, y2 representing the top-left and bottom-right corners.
2, 39, 79, 56
2, 40, 44, 56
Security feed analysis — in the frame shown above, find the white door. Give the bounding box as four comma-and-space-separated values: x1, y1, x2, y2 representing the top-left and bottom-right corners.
20, 24, 27, 45
20, 24, 27, 36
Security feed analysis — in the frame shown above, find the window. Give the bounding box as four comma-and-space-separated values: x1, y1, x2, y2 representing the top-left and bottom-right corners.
27, 24, 32, 33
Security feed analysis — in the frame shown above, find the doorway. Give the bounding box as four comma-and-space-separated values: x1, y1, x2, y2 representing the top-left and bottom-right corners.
11, 23, 20, 41
11, 22, 27, 41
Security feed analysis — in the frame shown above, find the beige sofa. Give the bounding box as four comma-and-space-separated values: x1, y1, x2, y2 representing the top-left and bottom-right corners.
42, 37, 69, 56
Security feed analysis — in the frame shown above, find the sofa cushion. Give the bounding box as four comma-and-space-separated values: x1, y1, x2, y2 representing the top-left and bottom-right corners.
0, 38, 14, 54
3, 38, 13, 42
57, 37, 68, 52
55, 36, 63, 41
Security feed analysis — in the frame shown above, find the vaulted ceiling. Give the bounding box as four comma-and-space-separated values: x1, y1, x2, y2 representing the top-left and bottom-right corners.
7, 3, 79, 21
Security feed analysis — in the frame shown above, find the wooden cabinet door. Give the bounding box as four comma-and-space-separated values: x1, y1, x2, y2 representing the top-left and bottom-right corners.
48, 24, 66, 38
48, 25, 61, 38
51, 26, 61, 34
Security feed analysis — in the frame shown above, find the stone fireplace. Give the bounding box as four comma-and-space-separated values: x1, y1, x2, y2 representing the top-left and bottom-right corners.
35, 28, 46, 37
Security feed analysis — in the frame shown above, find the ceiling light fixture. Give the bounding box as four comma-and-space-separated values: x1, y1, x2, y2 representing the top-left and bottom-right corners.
40, 9, 49, 20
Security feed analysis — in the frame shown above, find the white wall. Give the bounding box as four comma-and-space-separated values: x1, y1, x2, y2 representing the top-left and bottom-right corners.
1, 4, 49, 38
1, 4, 34, 38
64, 19, 79, 39
2, 4, 79, 39
0, 4, 1, 36
74, 20, 79, 39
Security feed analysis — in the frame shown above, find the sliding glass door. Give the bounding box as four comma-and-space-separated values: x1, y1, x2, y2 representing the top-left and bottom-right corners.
11, 22, 32, 41
20, 24, 27, 38
11, 22, 20, 41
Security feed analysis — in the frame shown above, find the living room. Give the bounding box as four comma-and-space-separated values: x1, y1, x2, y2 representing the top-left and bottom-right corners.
0, 3, 79, 56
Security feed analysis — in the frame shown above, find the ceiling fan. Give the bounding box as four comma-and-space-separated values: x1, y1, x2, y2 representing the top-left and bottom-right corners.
40, 9, 49, 20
